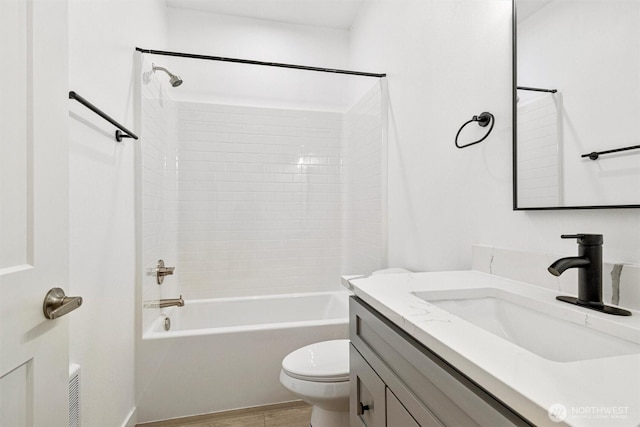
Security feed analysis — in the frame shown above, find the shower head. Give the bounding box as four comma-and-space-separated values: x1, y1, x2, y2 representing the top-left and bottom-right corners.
152, 63, 183, 87
169, 75, 183, 87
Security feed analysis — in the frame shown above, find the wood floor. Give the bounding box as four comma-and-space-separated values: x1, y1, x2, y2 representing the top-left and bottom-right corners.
137, 401, 312, 427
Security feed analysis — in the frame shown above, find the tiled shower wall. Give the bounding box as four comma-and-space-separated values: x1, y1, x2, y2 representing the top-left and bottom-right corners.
175, 102, 345, 299
140, 59, 179, 332
345, 83, 386, 274
141, 79, 386, 303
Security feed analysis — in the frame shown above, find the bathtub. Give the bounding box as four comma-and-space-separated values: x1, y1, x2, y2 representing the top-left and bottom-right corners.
136, 291, 350, 423
145, 291, 349, 338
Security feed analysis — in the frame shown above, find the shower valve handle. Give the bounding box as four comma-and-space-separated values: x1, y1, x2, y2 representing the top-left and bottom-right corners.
150, 259, 175, 285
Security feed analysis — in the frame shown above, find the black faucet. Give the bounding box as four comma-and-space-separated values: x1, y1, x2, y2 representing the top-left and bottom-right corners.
548, 234, 631, 316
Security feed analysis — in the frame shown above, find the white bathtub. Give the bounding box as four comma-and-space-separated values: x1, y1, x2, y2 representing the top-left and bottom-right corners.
145, 291, 349, 338
136, 291, 350, 423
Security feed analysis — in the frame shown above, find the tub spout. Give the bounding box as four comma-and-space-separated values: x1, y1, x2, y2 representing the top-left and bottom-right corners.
158, 295, 184, 308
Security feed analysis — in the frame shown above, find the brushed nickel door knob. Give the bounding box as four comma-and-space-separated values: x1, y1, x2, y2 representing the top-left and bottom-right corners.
43, 288, 83, 319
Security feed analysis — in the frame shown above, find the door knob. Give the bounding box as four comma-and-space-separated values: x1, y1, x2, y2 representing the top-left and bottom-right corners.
43, 288, 83, 319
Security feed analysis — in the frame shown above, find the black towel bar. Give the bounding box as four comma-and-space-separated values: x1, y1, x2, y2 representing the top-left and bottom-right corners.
582, 144, 640, 160
68, 91, 138, 142
517, 86, 558, 93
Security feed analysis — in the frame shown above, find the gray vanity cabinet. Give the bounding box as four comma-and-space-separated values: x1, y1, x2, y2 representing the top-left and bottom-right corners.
350, 345, 386, 427
349, 297, 532, 427
386, 388, 421, 427
351, 345, 427, 427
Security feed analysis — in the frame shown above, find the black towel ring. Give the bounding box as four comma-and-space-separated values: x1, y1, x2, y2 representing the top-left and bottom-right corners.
455, 112, 495, 149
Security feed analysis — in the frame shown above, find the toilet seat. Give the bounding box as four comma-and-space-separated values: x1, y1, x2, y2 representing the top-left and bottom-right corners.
282, 339, 349, 383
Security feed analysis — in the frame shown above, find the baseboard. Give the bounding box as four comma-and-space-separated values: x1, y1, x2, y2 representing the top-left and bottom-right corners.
122, 407, 137, 427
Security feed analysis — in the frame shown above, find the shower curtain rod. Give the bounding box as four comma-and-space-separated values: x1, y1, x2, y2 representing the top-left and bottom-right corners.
136, 47, 386, 78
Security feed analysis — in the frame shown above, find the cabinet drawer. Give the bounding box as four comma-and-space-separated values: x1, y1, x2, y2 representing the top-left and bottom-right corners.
350, 297, 531, 427
350, 345, 386, 427
386, 388, 422, 427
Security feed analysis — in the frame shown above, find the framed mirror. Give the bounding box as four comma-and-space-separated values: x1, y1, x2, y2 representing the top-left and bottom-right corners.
513, 0, 640, 209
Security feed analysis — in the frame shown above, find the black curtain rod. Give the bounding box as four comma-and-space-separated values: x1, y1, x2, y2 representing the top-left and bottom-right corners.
136, 47, 386, 78
69, 91, 138, 142
582, 144, 640, 160
517, 86, 558, 93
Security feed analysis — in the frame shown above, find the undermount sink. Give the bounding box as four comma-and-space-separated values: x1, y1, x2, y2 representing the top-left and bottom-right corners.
413, 288, 640, 363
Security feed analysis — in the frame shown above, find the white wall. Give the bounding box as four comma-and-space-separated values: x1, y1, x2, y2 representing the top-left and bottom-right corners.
349, 0, 640, 272
167, 7, 350, 68
67, 1, 167, 425
164, 8, 353, 111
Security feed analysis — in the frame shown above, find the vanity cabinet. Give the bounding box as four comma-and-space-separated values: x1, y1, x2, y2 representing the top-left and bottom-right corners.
386, 388, 420, 427
349, 297, 532, 427
351, 345, 386, 427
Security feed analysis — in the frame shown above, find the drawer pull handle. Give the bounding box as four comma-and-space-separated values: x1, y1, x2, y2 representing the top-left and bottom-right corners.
358, 402, 370, 415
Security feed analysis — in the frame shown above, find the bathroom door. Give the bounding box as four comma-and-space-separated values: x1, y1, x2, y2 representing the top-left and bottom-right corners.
0, 0, 71, 425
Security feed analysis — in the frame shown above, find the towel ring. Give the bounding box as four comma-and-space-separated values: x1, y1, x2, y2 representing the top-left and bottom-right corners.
455, 112, 495, 149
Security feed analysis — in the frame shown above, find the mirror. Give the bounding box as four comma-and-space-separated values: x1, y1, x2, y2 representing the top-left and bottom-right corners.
513, 0, 640, 209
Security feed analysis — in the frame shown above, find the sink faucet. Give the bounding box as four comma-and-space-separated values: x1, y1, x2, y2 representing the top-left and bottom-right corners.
157, 295, 184, 308
548, 234, 630, 316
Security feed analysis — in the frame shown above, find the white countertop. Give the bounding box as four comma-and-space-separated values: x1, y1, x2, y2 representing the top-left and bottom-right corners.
344, 270, 640, 427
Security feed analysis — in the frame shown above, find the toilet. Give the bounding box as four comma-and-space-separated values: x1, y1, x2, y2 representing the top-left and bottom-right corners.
280, 269, 411, 426
279, 339, 351, 427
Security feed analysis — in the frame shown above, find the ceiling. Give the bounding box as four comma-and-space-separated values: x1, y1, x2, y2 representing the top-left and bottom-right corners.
165, 0, 367, 29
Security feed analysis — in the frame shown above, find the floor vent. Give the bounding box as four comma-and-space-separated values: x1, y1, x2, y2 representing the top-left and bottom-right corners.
69, 364, 81, 427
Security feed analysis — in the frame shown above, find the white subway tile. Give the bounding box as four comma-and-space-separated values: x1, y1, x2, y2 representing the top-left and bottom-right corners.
143, 86, 385, 299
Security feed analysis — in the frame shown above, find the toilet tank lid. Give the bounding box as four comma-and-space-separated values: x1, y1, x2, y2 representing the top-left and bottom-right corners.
282, 339, 350, 382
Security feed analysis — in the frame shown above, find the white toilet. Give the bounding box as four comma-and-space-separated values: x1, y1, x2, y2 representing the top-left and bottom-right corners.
280, 269, 411, 426
279, 339, 351, 427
